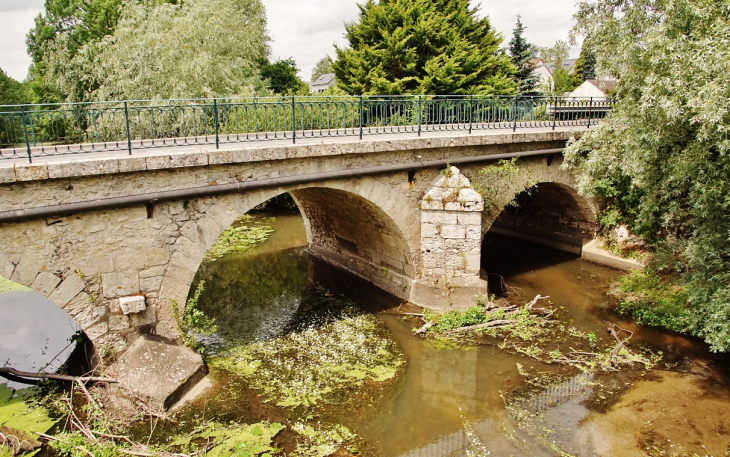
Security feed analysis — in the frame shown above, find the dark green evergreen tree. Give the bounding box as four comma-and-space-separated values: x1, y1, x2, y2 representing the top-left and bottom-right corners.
573, 42, 597, 82
508, 15, 539, 95
260, 58, 309, 95
333, 0, 517, 95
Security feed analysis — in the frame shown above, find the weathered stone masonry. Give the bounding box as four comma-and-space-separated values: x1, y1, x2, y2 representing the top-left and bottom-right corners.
0, 129, 591, 352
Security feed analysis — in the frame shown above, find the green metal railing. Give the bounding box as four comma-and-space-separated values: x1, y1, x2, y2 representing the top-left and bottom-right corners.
0, 95, 613, 162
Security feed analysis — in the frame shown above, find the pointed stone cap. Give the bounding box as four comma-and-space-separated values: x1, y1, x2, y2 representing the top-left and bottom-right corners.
421, 166, 484, 212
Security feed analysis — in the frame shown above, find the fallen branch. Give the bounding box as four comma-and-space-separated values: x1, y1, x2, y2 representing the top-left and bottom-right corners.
608, 324, 633, 364
415, 322, 433, 335
526, 295, 549, 309
448, 319, 518, 333
0, 367, 118, 383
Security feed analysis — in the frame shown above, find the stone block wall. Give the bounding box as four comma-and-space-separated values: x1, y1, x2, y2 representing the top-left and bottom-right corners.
419, 167, 484, 279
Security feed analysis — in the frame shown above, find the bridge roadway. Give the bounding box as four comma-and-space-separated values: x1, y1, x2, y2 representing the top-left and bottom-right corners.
0, 125, 583, 164
0, 125, 596, 351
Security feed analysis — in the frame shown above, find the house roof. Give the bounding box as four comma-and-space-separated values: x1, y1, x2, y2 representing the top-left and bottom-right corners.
544, 58, 577, 74
311, 73, 335, 87
587, 79, 617, 93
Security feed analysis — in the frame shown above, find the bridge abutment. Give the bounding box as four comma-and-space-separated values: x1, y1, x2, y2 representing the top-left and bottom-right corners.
410, 166, 489, 309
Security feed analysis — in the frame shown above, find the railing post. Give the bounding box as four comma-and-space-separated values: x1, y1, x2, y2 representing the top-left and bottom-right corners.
213, 98, 220, 149
552, 96, 558, 131
291, 96, 296, 144
417, 95, 422, 137
587, 97, 593, 129
512, 95, 518, 132
124, 101, 132, 155
359, 95, 363, 140
21, 109, 32, 163
468, 95, 473, 134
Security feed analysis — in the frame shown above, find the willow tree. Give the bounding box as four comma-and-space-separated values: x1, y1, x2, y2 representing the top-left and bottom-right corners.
26, 0, 181, 102
333, 0, 517, 95
31, 0, 269, 102
564, 0, 730, 351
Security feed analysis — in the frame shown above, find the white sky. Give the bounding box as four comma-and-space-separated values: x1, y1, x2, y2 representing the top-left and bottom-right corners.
0, 0, 581, 83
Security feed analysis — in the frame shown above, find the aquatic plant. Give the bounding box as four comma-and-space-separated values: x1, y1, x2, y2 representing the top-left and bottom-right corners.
205, 215, 275, 261
291, 423, 357, 457
0, 276, 30, 294
170, 281, 217, 350
210, 294, 406, 415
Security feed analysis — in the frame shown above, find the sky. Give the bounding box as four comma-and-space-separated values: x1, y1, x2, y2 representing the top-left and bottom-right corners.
0, 0, 581, 83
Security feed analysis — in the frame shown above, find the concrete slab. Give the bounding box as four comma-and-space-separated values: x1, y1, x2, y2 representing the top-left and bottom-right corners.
108, 335, 206, 410
582, 239, 646, 271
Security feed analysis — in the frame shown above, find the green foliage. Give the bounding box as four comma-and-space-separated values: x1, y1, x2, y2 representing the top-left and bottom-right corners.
539, 40, 569, 68
203, 422, 285, 457
260, 58, 310, 96
547, 67, 579, 95
0, 70, 28, 107
310, 55, 334, 82
205, 215, 275, 261
333, 0, 517, 95
508, 15, 539, 95
616, 270, 691, 334
171, 281, 217, 350
565, 0, 730, 351
291, 423, 356, 457
48, 431, 130, 457
433, 306, 490, 331
29, 0, 269, 102
210, 294, 405, 414
473, 158, 535, 215
573, 42, 597, 82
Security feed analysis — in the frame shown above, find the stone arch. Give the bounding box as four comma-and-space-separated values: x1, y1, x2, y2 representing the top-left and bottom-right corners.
461, 155, 597, 253
485, 181, 597, 254
155, 181, 420, 339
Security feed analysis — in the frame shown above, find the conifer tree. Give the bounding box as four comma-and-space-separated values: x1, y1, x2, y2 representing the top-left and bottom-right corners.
508, 15, 539, 95
333, 0, 517, 95
573, 42, 597, 82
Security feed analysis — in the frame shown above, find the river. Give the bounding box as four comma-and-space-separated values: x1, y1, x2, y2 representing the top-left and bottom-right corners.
186, 211, 730, 457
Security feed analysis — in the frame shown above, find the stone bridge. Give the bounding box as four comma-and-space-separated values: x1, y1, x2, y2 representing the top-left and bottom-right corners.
0, 128, 597, 351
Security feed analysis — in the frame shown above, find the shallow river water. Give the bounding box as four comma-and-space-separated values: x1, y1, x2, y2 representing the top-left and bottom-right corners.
188, 212, 730, 457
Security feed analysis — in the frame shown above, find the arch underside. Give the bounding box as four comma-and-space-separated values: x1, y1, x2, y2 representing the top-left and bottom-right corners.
487, 182, 597, 253
287, 187, 417, 302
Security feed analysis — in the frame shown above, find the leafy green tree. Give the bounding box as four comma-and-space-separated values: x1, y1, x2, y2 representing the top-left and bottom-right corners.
0, 69, 28, 106
551, 68, 579, 95
564, 0, 730, 351
539, 40, 569, 68
573, 42, 597, 82
38, 0, 270, 101
311, 55, 334, 82
261, 58, 310, 95
333, 0, 517, 95
508, 15, 539, 95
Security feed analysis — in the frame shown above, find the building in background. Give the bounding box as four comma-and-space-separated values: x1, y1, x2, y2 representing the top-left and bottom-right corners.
568, 79, 617, 99
308, 73, 336, 94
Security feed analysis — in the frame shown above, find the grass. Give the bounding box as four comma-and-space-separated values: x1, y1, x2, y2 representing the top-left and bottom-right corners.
614, 269, 691, 334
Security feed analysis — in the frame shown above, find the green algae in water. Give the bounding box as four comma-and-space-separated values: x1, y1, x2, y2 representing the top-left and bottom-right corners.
0, 276, 30, 294
171, 422, 285, 457
205, 215, 275, 262
209, 293, 406, 414
291, 422, 356, 457
0, 384, 57, 434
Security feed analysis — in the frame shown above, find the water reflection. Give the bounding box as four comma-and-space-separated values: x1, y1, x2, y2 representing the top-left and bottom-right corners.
0, 291, 80, 389
192, 213, 730, 456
